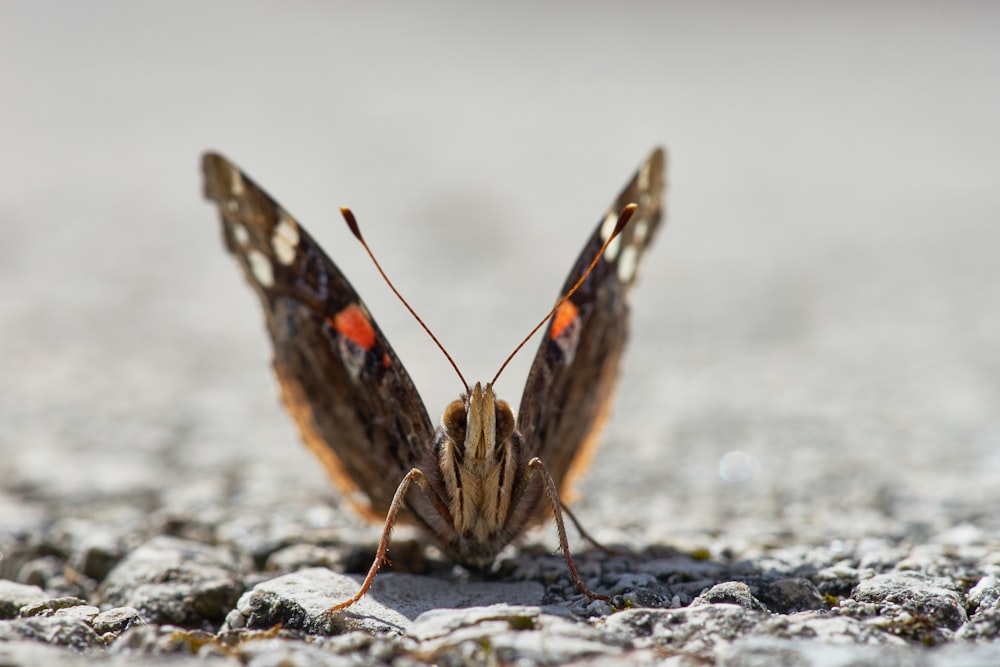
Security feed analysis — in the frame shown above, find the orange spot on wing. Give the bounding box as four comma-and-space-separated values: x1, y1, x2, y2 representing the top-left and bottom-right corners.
333, 304, 376, 350
550, 300, 579, 340
382, 352, 391, 368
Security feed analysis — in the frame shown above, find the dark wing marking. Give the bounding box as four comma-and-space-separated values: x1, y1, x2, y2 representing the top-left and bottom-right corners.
517, 147, 666, 505
202, 153, 435, 520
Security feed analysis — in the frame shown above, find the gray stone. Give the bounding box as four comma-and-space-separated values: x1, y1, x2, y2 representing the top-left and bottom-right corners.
503, 549, 607, 601
857, 544, 911, 575
691, 582, 769, 611
227, 568, 374, 636
584, 597, 616, 616
597, 608, 916, 665
603, 572, 675, 610
410, 604, 620, 665
19, 596, 89, 617
756, 577, 827, 613
53, 605, 101, 624
813, 561, 860, 599
14, 556, 65, 590
600, 605, 767, 657
0, 616, 104, 650
72, 532, 125, 582
92, 606, 146, 635
15, 564, 95, 603
226, 567, 546, 636
966, 575, 1000, 614
98, 535, 246, 629
108, 623, 220, 656
264, 543, 346, 574
48, 517, 125, 581
641, 552, 729, 581
214, 510, 352, 571
237, 638, 358, 666
0, 580, 48, 620
956, 606, 1000, 642
851, 572, 968, 636
408, 604, 554, 641
759, 610, 906, 646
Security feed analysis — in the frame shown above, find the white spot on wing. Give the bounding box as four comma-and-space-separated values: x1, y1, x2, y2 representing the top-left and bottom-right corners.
272, 211, 300, 265
633, 218, 649, 244
599, 210, 617, 242
617, 244, 639, 284
600, 210, 622, 261
228, 165, 246, 195
232, 222, 250, 247
604, 235, 622, 262
637, 160, 652, 191
247, 250, 274, 287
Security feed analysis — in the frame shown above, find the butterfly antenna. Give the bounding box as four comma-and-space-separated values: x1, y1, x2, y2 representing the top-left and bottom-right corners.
491, 203, 637, 387
341, 207, 469, 391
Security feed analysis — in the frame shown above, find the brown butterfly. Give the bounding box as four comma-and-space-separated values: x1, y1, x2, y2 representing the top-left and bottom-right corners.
202, 147, 666, 610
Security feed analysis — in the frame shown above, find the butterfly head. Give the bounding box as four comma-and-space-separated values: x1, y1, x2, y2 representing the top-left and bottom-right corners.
442, 382, 515, 461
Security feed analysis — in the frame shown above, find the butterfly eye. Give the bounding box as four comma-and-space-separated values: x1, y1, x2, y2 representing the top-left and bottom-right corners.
494, 400, 515, 443
442, 399, 467, 444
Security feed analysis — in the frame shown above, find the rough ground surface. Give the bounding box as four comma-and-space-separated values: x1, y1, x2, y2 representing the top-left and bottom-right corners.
2, 3, 999, 666
2, 503, 1000, 665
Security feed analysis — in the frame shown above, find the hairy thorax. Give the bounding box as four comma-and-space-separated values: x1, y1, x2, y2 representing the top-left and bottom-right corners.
435, 382, 522, 563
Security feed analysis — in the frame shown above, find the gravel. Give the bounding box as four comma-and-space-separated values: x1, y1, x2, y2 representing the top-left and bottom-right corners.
2, 499, 999, 665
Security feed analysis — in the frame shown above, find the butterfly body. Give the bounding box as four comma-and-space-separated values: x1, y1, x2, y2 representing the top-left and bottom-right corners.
414, 382, 530, 566
203, 148, 666, 607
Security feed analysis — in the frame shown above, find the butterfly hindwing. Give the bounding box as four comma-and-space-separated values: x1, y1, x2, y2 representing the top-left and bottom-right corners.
517, 147, 666, 502
202, 153, 435, 519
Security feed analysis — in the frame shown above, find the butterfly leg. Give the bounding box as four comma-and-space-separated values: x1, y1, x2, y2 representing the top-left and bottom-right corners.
525, 457, 611, 602
326, 467, 443, 612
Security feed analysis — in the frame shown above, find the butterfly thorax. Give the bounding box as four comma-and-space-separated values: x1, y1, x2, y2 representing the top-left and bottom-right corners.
436, 382, 522, 552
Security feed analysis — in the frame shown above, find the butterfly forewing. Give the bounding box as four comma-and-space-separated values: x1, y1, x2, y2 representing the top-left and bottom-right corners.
202, 153, 435, 519
517, 147, 666, 502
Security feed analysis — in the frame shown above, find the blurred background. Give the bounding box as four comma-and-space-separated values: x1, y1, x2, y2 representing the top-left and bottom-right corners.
1, 3, 998, 548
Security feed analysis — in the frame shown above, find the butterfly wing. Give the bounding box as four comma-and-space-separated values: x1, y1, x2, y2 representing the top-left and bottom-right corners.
203, 153, 435, 520
517, 147, 666, 503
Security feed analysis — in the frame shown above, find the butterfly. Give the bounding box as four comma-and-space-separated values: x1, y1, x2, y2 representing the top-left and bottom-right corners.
202, 147, 666, 610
